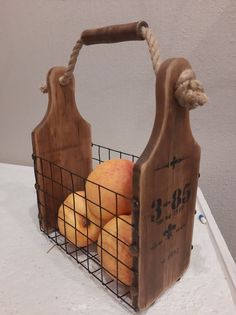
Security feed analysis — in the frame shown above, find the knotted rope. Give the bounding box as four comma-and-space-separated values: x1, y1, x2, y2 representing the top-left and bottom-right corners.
140, 26, 208, 109
175, 69, 208, 110
40, 39, 83, 93
41, 26, 208, 109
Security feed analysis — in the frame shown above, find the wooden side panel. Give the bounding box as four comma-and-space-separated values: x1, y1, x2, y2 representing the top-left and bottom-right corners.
32, 67, 92, 231
132, 58, 201, 310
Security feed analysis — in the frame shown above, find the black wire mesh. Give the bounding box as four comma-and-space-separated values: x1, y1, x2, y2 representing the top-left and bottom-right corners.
33, 143, 139, 310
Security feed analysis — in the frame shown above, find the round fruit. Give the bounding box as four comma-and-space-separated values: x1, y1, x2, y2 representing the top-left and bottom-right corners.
85, 159, 133, 225
58, 191, 100, 247
97, 215, 133, 286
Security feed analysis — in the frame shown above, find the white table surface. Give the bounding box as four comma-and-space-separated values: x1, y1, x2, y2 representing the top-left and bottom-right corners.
0, 162, 235, 315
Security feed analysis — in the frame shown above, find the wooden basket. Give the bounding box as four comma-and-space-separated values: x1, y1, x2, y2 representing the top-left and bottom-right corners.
32, 21, 202, 311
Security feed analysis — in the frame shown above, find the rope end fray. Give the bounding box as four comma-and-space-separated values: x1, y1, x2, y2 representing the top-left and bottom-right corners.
40, 84, 48, 94
175, 69, 208, 110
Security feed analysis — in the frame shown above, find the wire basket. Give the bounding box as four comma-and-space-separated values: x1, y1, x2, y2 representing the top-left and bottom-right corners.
33, 144, 139, 310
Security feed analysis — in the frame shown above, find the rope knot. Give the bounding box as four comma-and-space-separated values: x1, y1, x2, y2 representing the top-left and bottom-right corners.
40, 84, 48, 94
175, 69, 208, 110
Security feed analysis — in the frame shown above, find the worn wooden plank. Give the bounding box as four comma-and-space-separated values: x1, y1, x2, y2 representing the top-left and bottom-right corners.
32, 67, 92, 231
132, 58, 201, 310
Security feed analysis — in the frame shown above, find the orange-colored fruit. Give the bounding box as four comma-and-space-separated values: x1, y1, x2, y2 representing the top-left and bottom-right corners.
97, 215, 133, 286
85, 159, 133, 225
58, 191, 100, 247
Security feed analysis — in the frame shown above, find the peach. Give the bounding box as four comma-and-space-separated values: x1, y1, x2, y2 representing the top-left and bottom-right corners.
85, 159, 133, 225
58, 191, 100, 247
97, 215, 133, 286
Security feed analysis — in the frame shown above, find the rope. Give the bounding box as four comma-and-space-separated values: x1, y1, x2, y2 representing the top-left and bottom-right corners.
175, 69, 208, 110
140, 27, 161, 74
40, 26, 208, 110
40, 39, 83, 93
59, 39, 83, 86
140, 26, 208, 110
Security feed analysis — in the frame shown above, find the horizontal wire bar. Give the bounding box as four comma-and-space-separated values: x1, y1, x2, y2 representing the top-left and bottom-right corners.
35, 156, 134, 200
92, 143, 139, 159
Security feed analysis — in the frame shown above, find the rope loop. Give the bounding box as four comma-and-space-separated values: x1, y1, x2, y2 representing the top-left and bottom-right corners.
140, 27, 208, 110
40, 25, 208, 110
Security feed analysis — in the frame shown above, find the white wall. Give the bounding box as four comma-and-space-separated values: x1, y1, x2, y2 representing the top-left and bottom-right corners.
0, 0, 236, 260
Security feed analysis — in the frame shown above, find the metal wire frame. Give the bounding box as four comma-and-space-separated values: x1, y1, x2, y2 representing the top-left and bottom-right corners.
32, 143, 139, 310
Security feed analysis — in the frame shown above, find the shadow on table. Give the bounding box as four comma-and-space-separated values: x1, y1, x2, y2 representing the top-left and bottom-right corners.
190, 244, 209, 274
29, 204, 41, 231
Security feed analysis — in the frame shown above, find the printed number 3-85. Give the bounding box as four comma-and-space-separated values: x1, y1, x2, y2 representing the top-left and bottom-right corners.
172, 183, 191, 210
152, 183, 191, 222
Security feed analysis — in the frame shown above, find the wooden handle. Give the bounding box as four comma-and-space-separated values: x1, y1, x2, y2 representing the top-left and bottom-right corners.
81, 21, 148, 45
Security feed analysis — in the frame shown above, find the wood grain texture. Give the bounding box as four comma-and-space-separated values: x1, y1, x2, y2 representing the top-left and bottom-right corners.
81, 21, 148, 45
132, 58, 201, 310
32, 67, 92, 231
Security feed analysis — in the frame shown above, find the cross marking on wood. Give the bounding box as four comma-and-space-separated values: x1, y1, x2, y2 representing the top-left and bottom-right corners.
163, 223, 176, 240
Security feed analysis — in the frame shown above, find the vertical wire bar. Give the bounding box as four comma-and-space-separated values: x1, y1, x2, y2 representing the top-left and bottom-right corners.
33, 156, 41, 228
108, 148, 111, 160
84, 177, 90, 273
91, 143, 94, 168
71, 172, 78, 260
39, 157, 49, 235
49, 162, 58, 243
60, 167, 68, 253
98, 145, 101, 164
98, 184, 104, 284
115, 193, 119, 297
